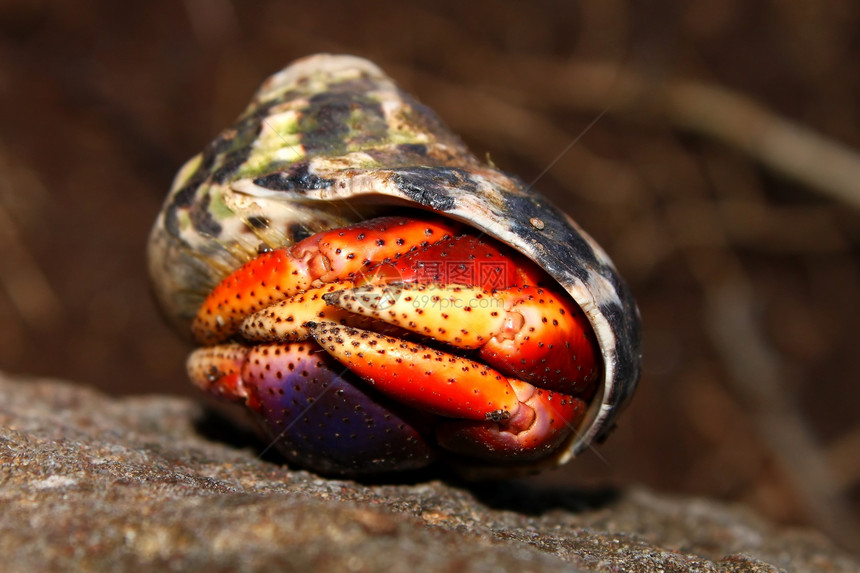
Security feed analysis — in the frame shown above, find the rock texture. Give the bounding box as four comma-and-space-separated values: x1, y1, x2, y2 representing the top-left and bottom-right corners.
1, 373, 856, 573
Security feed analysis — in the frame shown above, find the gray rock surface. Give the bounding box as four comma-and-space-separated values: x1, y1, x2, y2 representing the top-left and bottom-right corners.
1, 373, 856, 572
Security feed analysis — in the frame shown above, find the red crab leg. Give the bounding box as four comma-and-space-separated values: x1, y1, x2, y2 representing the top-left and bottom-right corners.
322, 283, 599, 395
193, 217, 460, 345
305, 321, 585, 460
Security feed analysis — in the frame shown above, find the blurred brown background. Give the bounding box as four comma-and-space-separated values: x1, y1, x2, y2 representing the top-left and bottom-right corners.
1, 0, 858, 553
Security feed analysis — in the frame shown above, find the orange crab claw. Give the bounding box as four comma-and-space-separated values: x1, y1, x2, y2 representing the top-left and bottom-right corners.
305, 321, 584, 459
192, 248, 313, 346
322, 283, 600, 395
192, 217, 459, 345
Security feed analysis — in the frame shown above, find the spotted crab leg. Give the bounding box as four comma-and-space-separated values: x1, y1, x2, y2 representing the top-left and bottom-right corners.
305, 321, 585, 460
192, 217, 459, 345
320, 283, 599, 395
187, 341, 436, 473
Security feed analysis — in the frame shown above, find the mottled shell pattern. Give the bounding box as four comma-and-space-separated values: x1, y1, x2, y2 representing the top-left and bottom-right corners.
148, 54, 641, 468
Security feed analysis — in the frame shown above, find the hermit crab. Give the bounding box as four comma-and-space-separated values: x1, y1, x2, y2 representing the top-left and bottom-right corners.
148, 54, 641, 476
